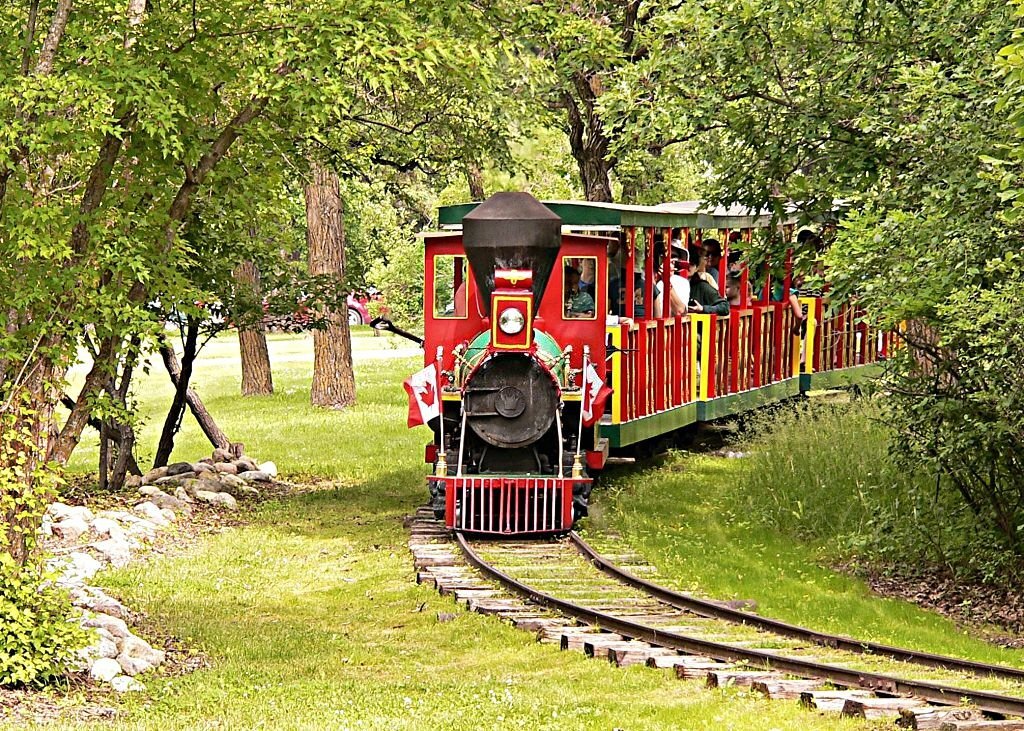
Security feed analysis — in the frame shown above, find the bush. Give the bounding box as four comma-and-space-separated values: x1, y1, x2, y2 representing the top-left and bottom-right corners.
0, 557, 89, 687
732, 399, 1020, 583
0, 399, 89, 687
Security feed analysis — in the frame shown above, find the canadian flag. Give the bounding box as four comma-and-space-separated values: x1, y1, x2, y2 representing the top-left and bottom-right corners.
404, 363, 441, 428
581, 361, 613, 427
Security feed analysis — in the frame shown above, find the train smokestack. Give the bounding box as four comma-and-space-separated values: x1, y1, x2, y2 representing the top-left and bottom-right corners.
462, 192, 561, 307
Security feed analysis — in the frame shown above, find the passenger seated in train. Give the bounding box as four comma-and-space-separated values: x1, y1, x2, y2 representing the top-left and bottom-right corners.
702, 238, 723, 286
564, 265, 595, 318
726, 273, 743, 306
652, 241, 689, 318
687, 249, 730, 316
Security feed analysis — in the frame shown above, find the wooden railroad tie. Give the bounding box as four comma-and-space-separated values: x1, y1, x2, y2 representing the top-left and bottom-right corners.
896, 708, 985, 730
841, 696, 930, 720
705, 670, 780, 689
800, 689, 878, 713
937, 722, 1024, 731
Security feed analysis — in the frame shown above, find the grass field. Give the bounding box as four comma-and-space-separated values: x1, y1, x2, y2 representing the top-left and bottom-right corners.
25, 329, 1020, 728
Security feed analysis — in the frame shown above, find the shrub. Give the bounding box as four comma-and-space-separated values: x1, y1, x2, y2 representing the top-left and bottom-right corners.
0, 398, 89, 687
0, 558, 89, 687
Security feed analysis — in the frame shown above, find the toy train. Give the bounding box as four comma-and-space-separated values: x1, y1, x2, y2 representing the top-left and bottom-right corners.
397, 192, 888, 536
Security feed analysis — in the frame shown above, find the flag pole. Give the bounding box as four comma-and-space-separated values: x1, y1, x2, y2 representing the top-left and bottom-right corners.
573, 346, 589, 478
435, 346, 447, 477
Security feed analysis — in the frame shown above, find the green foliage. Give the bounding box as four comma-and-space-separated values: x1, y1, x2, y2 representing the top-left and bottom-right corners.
735, 400, 1020, 583
0, 400, 87, 688
0, 559, 89, 688
597, 0, 1024, 558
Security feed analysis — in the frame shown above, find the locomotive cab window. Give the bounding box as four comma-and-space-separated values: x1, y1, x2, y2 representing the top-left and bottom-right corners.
433, 255, 469, 319
563, 256, 597, 320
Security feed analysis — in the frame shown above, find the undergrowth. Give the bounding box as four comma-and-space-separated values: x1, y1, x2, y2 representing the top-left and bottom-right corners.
733, 398, 1022, 585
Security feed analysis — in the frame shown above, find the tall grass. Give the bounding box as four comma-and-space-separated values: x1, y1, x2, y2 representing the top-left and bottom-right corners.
733, 399, 1014, 582
736, 401, 911, 542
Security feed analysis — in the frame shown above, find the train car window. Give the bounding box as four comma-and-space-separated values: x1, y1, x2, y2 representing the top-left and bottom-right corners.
563, 256, 597, 320
433, 255, 468, 319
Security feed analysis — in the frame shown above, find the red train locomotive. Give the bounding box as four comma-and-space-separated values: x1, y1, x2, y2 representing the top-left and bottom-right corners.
399, 193, 888, 536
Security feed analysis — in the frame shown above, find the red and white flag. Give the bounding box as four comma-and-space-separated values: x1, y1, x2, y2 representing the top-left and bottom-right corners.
404, 363, 441, 428
581, 361, 612, 427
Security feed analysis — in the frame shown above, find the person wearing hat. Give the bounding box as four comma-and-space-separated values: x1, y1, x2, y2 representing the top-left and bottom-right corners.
653, 240, 690, 318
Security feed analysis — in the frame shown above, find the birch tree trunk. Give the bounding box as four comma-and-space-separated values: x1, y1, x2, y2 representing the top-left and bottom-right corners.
304, 162, 355, 409
234, 259, 274, 395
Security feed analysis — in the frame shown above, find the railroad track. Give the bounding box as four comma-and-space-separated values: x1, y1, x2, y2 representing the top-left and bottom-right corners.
408, 509, 1024, 729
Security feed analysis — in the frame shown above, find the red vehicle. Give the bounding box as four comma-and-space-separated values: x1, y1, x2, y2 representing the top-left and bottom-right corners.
409, 193, 888, 536
347, 293, 370, 325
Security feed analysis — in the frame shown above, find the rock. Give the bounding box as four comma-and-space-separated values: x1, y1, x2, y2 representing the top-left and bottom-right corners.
173, 486, 195, 504
54, 552, 104, 585
238, 470, 271, 483
123, 519, 157, 539
138, 485, 164, 498
234, 457, 258, 472
124, 474, 142, 489
143, 491, 191, 514
48, 502, 94, 524
133, 502, 169, 527
81, 613, 131, 639
39, 520, 53, 537
198, 470, 223, 485
117, 635, 165, 676
194, 490, 238, 510
238, 486, 260, 499
89, 658, 122, 682
97, 509, 144, 524
81, 631, 119, 661
52, 516, 90, 541
110, 675, 145, 692
141, 466, 169, 483
180, 479, 203, 498
160, 508, 176, 523
155, 472, 197, 486
70, 588, 128, 619
218, 473, 245, 488
212, 447, 233, 462
191, 462, 213, 474
166, 461, 194, 476
213, 462, 238, 475
93, 537, 132, 568
91, 517, 127, 540
258, 461, 278, 478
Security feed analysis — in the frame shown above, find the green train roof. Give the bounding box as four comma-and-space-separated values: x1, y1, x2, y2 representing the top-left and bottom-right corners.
437, 199, 802, 230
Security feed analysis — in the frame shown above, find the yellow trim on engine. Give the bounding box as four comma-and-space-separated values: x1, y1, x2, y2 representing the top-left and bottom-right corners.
606, 325, 623, 424
490, 295, 533, 350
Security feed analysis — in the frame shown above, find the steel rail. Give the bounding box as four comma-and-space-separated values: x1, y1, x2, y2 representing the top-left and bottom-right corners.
568, 532, 1024, 684
455, 532, 1024, 718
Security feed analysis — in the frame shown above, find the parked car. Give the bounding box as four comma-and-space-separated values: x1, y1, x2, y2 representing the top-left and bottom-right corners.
348, 293, 369, 325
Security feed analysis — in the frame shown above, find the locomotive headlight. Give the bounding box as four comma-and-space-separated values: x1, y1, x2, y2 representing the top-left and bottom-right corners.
498, 307, 526, 335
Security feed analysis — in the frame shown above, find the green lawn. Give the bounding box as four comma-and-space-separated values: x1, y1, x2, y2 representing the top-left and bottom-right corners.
28, 330, 1013, 728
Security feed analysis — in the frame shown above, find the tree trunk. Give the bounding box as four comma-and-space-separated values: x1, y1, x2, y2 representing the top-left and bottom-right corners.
304, 161, 356, 409
159, 338, 232, 450
153, 318, 200, 467
563, 73, 614, 203
465, 162, 486, 200
234, 259, 274, 396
